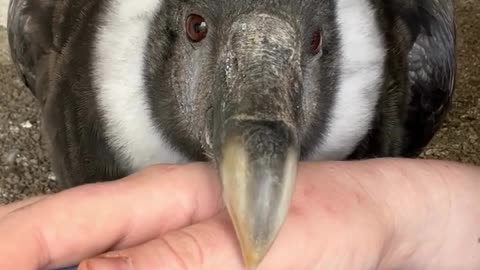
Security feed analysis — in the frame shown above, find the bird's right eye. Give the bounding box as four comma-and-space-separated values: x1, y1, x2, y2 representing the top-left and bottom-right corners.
186, 14, 208, 42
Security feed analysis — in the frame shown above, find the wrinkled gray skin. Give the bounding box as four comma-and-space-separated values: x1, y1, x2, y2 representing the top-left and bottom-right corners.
7, 0, 456, 267
146, 1, 340, 164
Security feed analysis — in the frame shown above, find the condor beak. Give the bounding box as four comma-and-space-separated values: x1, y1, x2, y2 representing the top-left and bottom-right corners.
218, 121, 298, 269
212, 13, 301, 269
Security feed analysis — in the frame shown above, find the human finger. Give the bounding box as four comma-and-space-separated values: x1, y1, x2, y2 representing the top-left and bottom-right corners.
0, 163, 223, 270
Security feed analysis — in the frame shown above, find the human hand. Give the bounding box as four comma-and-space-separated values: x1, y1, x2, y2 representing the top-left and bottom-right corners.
0, 159, 479, 270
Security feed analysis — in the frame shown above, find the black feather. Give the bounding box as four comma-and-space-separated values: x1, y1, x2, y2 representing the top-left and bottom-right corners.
401, 0, 456, 156
7, 0, 56, 96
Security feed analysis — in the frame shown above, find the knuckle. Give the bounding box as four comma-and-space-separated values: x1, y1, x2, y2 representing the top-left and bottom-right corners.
158, 237, 190, 270
159, 230, 205, 270
33, 224, 52, 267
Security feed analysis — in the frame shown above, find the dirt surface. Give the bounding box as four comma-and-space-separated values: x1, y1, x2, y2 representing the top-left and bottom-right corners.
1, 1, 479, 204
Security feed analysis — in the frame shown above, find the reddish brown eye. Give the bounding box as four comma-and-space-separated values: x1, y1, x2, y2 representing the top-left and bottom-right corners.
186, 14, 208, 42
310, 30, 322, 55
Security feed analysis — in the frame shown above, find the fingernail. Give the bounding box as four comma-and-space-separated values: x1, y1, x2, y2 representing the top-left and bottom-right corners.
78, 256, 132, 270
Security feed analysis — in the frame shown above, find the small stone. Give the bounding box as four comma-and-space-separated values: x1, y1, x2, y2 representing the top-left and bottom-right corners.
48, 173, 57, 181
20, 121, 33, 129
32, 133, 40, 141
24, 172, 33, 180
9, 126, 20, 133
425, 149, 439, 156
3, 149, 19, 165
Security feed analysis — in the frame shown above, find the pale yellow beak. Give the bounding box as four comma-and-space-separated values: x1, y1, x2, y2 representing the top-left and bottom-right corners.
219, 134, 298, 269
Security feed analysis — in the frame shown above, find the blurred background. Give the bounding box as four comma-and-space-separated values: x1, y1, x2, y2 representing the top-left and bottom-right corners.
0, 0, 479, 204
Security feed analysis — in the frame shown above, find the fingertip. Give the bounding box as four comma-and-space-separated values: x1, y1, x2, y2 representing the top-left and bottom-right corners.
122, 162, 224, 223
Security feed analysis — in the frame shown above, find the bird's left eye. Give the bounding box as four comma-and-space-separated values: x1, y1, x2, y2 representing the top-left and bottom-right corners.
310, 29, 322, 55
186, 14, 208, 42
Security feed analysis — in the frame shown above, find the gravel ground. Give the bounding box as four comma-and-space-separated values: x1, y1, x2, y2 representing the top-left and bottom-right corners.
1, 1, 479, 204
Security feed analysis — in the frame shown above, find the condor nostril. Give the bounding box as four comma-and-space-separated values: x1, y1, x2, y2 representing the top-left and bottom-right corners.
310, 29, 322, 55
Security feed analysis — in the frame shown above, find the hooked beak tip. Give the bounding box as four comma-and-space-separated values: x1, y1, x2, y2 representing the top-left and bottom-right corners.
219, 133, 298, 269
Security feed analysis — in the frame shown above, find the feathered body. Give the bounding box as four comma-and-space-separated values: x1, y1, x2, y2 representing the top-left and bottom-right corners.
7, 0, 456, 186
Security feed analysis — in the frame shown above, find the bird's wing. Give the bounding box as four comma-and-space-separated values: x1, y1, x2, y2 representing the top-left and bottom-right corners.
7, 0, 57, 96
387, 0, 457, 156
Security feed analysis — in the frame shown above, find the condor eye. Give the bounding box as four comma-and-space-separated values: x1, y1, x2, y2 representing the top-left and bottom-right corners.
186, 14, 208, 42
310, 29, 322, 55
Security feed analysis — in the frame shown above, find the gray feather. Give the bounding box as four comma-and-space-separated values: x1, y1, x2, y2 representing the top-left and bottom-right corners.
403, 0, 456, 155
7, 0, 56, 95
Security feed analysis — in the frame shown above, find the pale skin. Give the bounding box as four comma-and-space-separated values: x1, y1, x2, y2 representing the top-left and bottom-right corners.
0, 159, 479, 270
